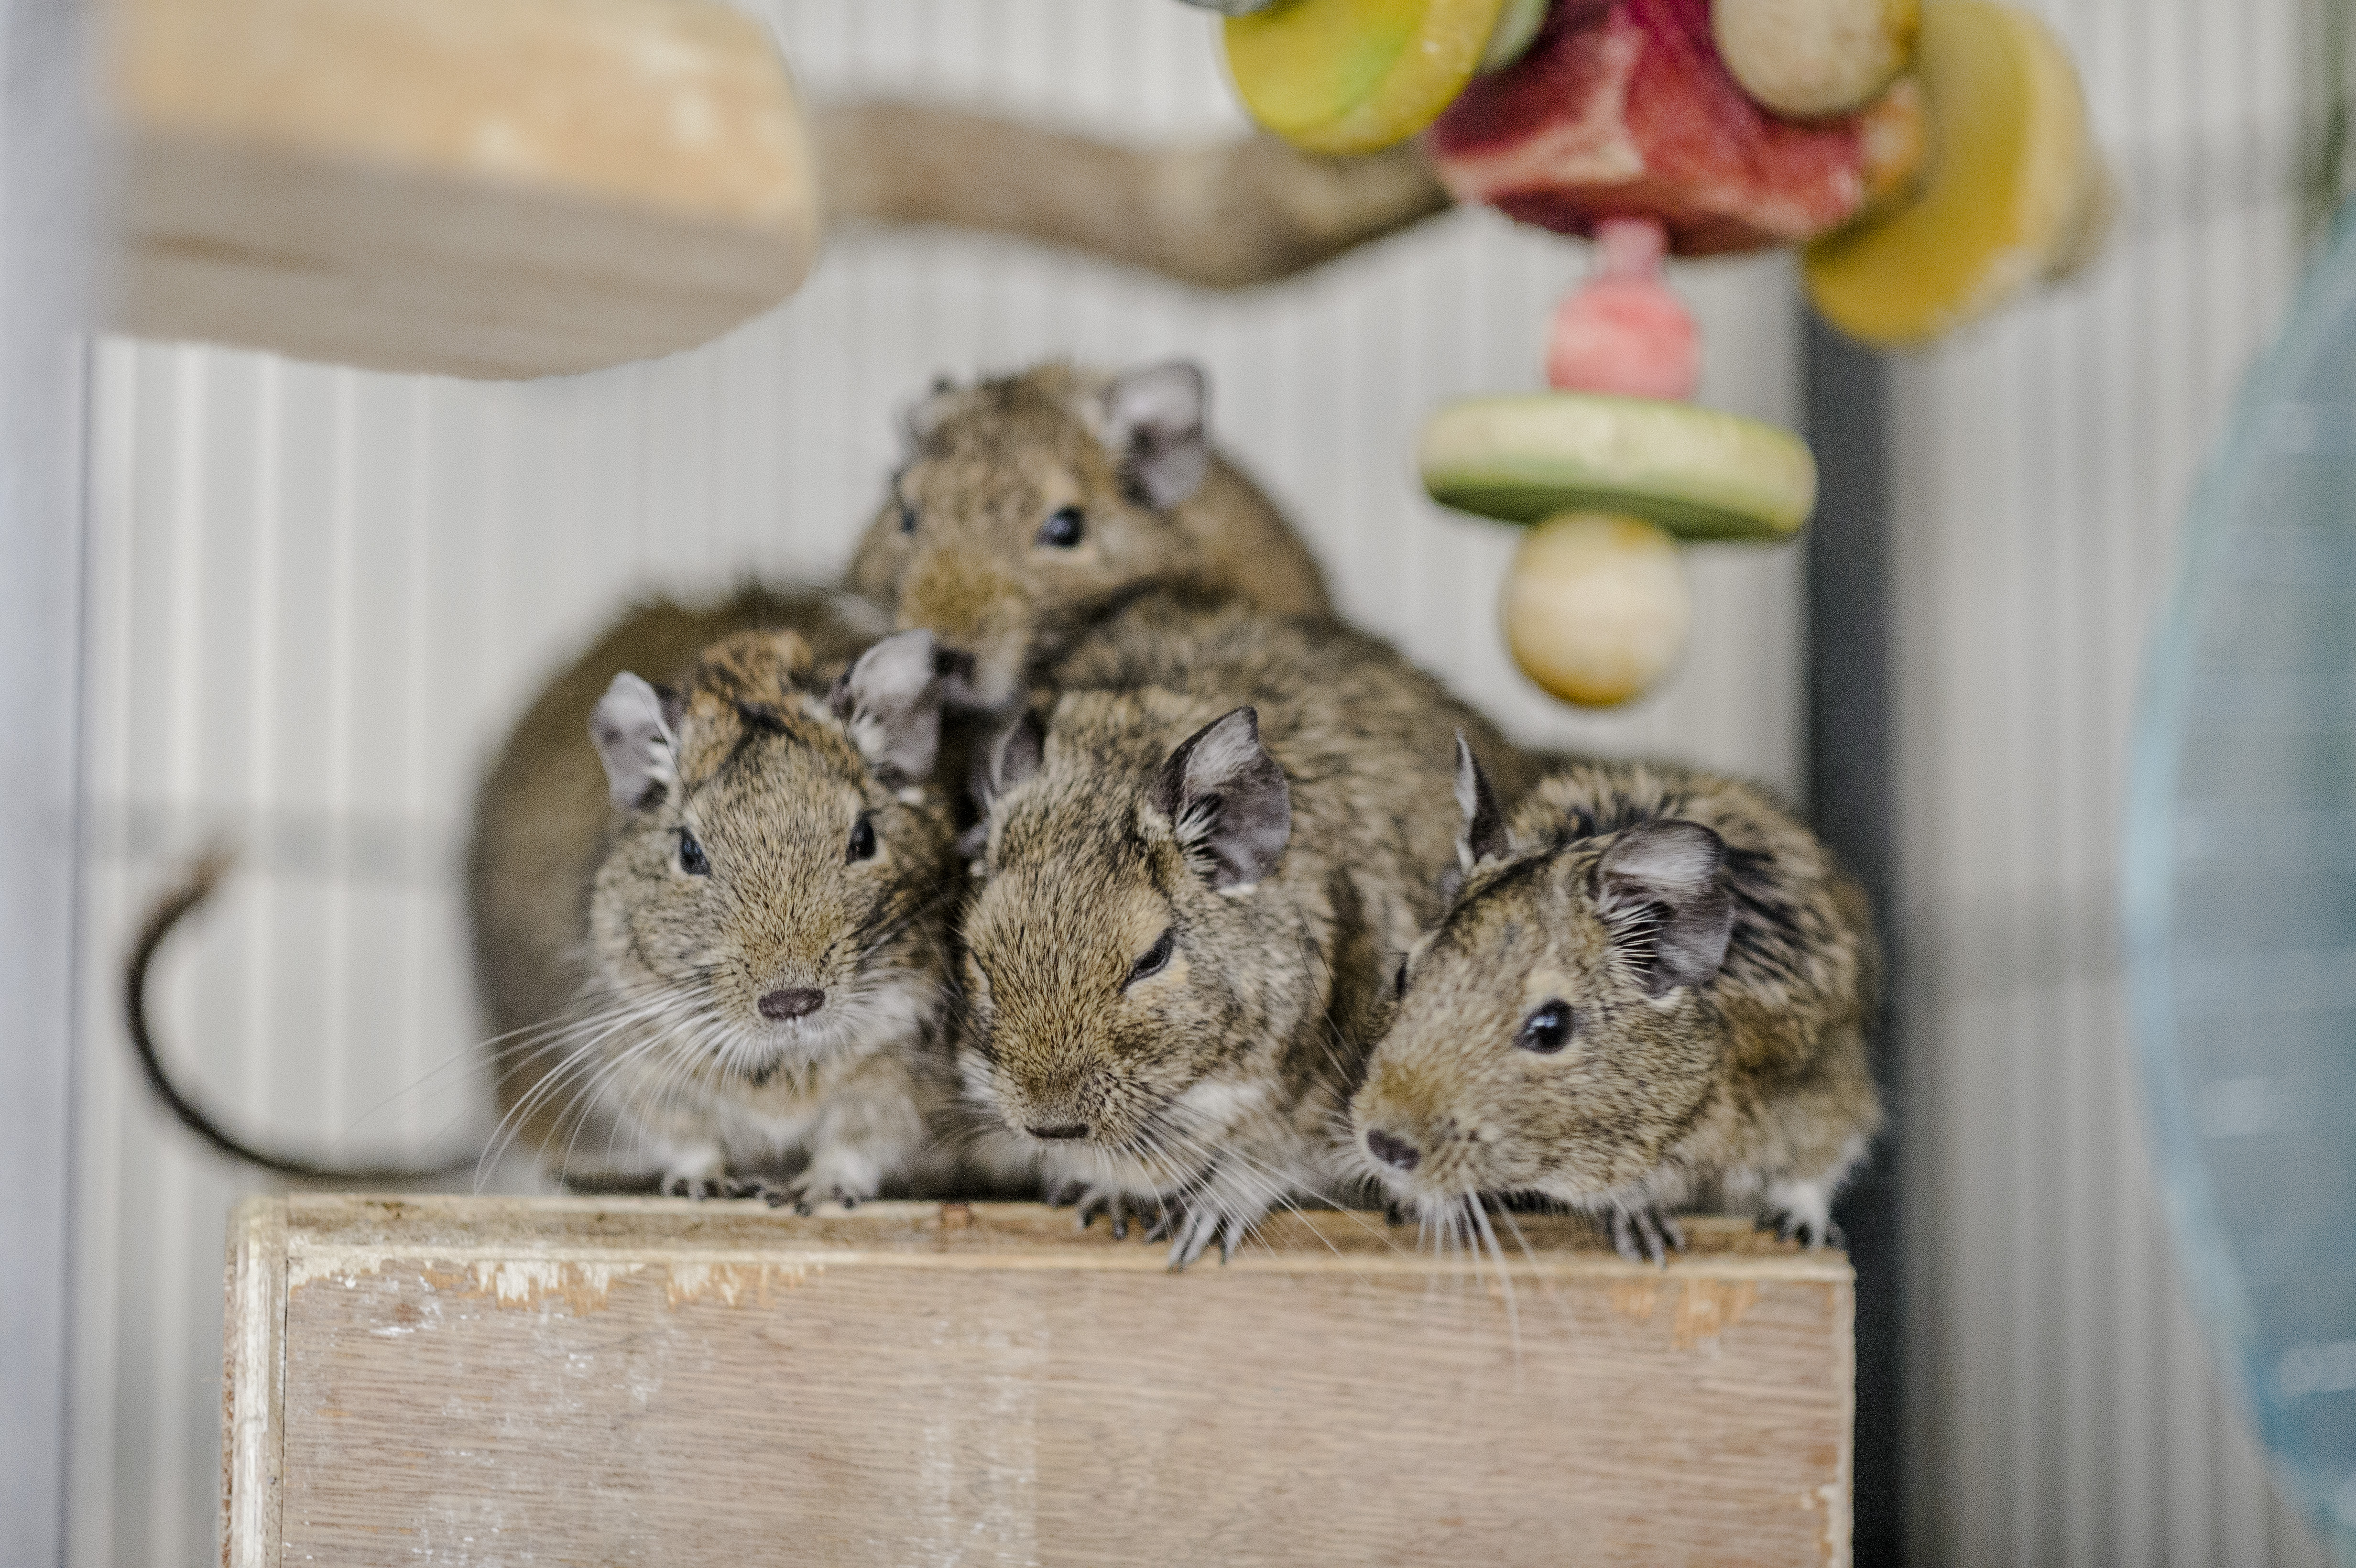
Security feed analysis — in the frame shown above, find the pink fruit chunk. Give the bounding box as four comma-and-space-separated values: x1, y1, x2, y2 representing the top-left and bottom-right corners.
1428, 0, 1905, 255
1545, 217, 1699, 398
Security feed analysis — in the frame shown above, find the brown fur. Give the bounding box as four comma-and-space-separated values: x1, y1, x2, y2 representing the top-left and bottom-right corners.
845, 362, 1331, 710
956, 592, 1534, 1266
1350, 761, 1880, 1261
466, 587, 961, 1203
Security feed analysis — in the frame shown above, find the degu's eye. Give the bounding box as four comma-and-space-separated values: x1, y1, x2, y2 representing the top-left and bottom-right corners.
897, 501, 918, 535
1125, 926, 1176, 989
846, 812, 878, 863
1394, 958, 1410, 1000
1036, 505, 1085, 549
677, 828, 711, 877
1516, 999, 1575, 1054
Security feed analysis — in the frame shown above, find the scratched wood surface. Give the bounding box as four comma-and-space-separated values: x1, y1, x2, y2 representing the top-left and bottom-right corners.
223, 1197, 1854, 1566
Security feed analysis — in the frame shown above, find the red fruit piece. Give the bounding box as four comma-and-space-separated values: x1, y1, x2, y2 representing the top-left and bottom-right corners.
1545, 217, 1700, 399
1427, 0, 1912, 255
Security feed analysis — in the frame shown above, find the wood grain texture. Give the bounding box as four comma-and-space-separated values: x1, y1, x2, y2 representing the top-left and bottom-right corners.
102, 0, 819, 378
225, 1196, 1852, 1565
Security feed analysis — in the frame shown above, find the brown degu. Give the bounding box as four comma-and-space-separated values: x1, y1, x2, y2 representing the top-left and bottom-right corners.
467, 586, 961, 1206
846, 360, 1331, 710
1351, 750, 1881, 1262
956, 591, 1534, 1266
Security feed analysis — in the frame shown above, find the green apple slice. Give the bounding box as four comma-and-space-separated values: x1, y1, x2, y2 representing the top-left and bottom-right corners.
1419, 393, 1817, 541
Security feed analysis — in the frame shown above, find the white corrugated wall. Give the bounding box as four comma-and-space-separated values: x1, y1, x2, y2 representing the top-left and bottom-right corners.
65, 3, 1806, 1560
1895, 0, 2335, 1562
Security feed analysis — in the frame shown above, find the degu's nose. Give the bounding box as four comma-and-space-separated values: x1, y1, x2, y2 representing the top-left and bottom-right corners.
758, 987, 824, 1021
1365, 1128, 1421, 1172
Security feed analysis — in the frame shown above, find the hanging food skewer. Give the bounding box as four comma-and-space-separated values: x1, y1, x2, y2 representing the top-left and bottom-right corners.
1199, 0, 2105, 706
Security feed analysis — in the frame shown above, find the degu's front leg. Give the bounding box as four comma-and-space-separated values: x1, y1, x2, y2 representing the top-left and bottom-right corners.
782, 1050, 932, 1214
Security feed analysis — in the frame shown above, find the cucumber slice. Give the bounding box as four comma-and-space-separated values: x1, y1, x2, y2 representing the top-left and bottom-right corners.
1419, 393, 1817, 540
1223, 0, 1505, 154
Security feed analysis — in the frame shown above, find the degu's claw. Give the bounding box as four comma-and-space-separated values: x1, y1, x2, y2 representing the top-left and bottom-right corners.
1165, 1208, 1224, 1271
1071, 1189, 1143, 1237
1610, 1206, 1683, 1267
1608, 1208, 1632, 1262
1773, 1209, 1843, 1250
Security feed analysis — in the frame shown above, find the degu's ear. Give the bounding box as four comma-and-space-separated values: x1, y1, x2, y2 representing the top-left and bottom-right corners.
971, 707, 1045, 818
1594, 819, 1734, 996
590, 672, 677, 811
830, 630, 944, 785
902, 373, 961, 448
1453, 731, 1509, 871
1093, 360, 1210, 510
1153, 706, 1291, 892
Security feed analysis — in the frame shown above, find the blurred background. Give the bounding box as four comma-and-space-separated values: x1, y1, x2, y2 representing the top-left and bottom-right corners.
0, 0, 2344, 1561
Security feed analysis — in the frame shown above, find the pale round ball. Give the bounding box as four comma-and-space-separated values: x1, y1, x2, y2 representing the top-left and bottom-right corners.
1503, 513, 1691, 708
1711, 0, 1918, 120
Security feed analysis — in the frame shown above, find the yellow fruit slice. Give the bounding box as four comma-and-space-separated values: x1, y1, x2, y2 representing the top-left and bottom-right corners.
1420, 393, 1817, 541
1503, 514, 1691, 708
1803, 0, 2094, 346
1223, 0, 1506, 155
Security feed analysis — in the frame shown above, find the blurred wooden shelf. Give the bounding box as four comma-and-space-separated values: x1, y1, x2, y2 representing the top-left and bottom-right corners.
102, 0, 819, 379
225, 1194, 1854, 1565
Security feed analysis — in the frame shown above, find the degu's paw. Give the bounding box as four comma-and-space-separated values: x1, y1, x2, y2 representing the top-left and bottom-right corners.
1047, 1180, 1158, 1241
660, 1162, 730, 1200
782, 1150, 884, 1216
1608, 1204, 1687, 1267
1772, 1210, 1844, 1249
1155, 1200, 1255, 1272
1763, 1176, 1842, 1250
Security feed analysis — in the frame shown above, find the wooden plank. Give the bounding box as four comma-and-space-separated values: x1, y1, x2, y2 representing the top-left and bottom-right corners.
102, 0, 819, 379
220, 1198, 288, 1568
225, 1196, 1854, 1565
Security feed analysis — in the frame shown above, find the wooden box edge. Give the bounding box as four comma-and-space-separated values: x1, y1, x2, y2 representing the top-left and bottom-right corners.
221, 1196, 289, 1568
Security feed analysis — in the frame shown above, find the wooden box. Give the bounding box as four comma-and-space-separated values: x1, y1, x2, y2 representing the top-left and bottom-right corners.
223, 1196, 1854, 1565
